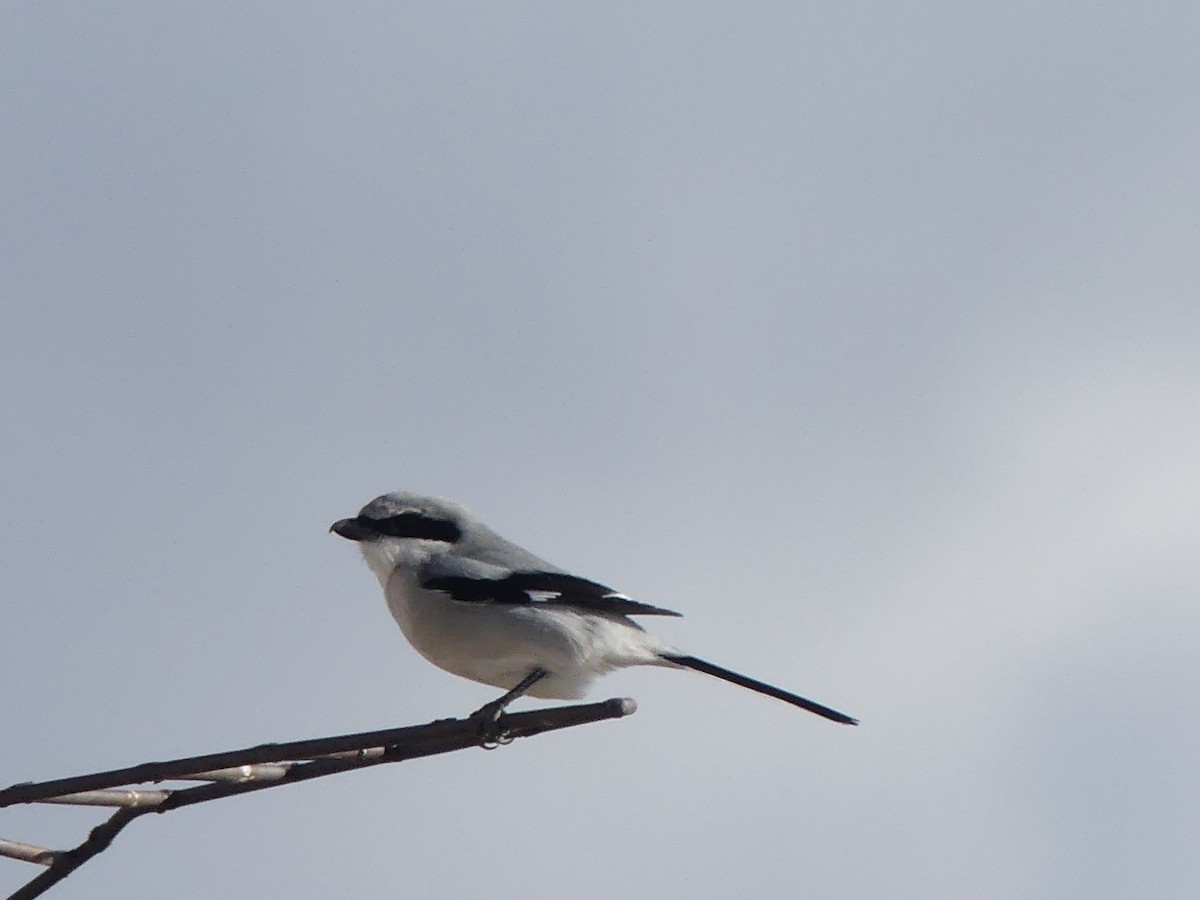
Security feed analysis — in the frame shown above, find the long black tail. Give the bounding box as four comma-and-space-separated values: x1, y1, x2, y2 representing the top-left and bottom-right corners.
662, 654, 858, 725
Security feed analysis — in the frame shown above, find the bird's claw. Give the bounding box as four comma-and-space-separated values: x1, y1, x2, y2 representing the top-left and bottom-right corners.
468, 704, 515, 748
466, 668, 548, 747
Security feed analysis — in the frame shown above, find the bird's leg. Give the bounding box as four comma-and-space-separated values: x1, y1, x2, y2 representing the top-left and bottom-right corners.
469, 667, 548, 744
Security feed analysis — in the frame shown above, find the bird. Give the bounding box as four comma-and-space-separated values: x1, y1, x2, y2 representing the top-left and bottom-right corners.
331, 492, 856, 726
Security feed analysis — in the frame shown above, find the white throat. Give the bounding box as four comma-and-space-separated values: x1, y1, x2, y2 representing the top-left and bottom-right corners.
358, 538, 439, 588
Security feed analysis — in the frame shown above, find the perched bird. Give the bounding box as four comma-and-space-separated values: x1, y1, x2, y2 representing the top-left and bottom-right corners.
331, 492, 856, 726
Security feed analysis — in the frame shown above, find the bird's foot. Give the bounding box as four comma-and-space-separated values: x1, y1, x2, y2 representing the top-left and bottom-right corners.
466, 668, 549, 748
468, 701, 515, 748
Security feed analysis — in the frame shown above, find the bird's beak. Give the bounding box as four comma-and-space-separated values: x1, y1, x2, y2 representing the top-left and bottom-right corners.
330, 517, 378, 542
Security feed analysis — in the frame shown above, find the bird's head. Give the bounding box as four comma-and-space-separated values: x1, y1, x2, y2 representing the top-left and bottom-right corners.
331, 492, 471, 585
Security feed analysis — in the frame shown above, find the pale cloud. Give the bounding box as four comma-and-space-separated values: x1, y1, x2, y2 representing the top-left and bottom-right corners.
2, 3, 1198, 898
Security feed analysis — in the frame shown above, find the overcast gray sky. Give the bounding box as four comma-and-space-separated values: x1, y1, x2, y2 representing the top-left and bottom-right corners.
3, 3, 1198, 898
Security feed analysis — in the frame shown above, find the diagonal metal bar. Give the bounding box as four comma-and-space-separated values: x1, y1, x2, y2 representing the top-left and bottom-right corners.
1, 698, 636, 900
0, 840, 55, 867
34, 789, 170, 808
1, 698, 634, 808
7, 808, 150, 900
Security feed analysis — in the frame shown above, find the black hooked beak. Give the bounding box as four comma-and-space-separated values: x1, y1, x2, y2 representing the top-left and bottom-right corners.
330, 517, 379, 542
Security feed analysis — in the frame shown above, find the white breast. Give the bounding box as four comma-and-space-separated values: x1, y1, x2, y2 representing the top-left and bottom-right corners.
379, 566, 671, 699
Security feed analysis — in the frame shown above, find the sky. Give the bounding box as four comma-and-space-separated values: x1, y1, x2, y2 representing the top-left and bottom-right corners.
2, 3, 1198, 898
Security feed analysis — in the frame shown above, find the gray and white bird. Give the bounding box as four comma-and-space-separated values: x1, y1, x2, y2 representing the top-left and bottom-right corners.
331, 492, 856, 725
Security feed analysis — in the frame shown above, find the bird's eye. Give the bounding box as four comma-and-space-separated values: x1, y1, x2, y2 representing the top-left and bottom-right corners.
367, 512, 461, 543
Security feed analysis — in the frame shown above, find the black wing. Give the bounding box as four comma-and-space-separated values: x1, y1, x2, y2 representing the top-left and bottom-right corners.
422, 571, 682, 617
